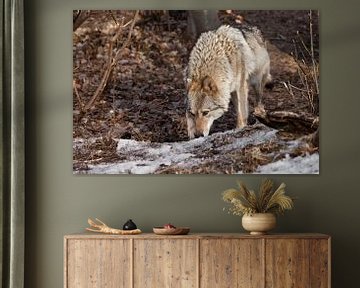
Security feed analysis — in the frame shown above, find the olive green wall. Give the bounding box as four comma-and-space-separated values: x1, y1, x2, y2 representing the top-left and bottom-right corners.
24, 0, 360, 287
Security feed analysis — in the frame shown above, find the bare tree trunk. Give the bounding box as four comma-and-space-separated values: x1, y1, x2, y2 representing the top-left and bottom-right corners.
187, 10, 220, 40
73, 10, 91, 32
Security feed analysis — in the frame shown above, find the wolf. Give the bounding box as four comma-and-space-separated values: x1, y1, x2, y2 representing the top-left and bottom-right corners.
185, 25, 271, 139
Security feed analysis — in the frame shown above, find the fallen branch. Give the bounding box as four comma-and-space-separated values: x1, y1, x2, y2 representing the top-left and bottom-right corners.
254, 109, 319, 134
86, 218, 142, 235
84, 10, 139, 111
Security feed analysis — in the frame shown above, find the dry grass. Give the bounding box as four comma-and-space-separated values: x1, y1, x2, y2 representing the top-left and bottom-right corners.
222, 179, 294, 216
283, 11, 319, 114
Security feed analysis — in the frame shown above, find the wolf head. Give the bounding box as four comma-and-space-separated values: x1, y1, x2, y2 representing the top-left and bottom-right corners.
185, 76, 229, 139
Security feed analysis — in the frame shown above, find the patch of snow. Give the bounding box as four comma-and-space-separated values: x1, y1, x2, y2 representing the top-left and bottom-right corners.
80, 135, 214, 174
86, 161, 162, 174
80, 138, 200, 174
255, 153, 319, 174
86, 152, 193, 174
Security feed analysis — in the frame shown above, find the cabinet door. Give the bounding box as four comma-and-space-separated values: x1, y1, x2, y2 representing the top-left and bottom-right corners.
66, 239, 131, 288
265, 239, 329, 288
266, 239, 310, 287
134, 239, 198, 288
200, 239, 264, 288
309, 239, 330, 288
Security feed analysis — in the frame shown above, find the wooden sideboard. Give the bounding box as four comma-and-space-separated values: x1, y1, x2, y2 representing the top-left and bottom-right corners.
64, 233, 330, 288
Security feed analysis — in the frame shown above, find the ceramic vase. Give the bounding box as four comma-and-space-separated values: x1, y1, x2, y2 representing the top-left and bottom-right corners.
242, 213, 276, 235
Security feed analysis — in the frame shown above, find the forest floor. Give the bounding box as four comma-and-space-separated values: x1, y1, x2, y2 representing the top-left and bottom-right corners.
73, 10, 319, 174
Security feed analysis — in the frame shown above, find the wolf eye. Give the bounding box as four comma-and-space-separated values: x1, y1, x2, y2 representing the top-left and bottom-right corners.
202, 110, 210, 116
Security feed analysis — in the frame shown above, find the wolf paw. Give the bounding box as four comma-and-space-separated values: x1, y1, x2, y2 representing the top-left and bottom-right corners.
254, 104, 266, 117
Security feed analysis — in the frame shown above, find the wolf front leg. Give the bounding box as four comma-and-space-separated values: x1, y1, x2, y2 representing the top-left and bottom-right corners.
233, 77, 249, 129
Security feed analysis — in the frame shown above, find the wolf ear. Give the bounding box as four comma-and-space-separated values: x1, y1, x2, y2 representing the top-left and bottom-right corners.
202, 76, 217, 93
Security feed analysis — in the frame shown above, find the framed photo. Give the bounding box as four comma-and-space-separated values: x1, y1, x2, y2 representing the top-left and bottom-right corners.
73, 10, 319, 174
